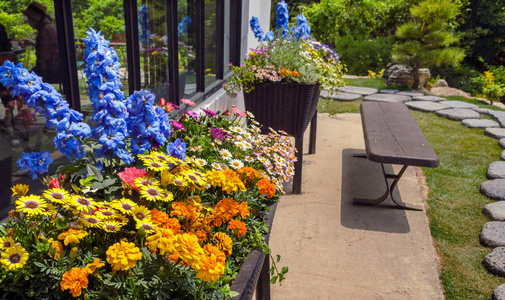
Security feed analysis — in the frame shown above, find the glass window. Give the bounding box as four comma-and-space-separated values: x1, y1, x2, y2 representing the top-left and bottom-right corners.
204, 0, 217, 85
138, 0, 170, 102
223, 0, 231, 75
178, 0, 197, 99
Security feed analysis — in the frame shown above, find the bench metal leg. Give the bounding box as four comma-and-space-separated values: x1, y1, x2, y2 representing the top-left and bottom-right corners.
308, 110, 317, 155
353, 163, 423, 211
292, 137, 303, 194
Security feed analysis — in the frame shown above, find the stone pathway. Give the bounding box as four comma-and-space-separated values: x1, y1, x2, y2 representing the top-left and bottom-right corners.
323, 86, 505, 299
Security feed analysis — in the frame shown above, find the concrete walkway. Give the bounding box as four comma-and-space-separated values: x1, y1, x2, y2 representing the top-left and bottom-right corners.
270, 113, 444, 299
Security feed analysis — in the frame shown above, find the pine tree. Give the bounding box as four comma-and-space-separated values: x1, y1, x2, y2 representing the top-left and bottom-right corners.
392, 0, 465, 89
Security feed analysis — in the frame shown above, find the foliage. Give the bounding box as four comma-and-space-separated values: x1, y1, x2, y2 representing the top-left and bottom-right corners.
0, 30, 292, 299
392, 0, 465, 89
474, 71, 505, 104
431, 64, 482, 95
72, 0, 124, 40
334, 35, 394, 75
299, 0, 417, 47
224, 1, 345, 97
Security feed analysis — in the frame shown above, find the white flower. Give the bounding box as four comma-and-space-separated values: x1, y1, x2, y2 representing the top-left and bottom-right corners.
211, 162, 221, 170
230, 126, 244, 134
229, 159, 244, 170
219, 149, 232, 160
245, 156, 254, 163
195, 158, 207, 166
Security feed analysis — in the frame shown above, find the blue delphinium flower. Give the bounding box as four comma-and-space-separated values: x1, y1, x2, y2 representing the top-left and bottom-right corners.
276, 0, 289, 38
250, 17, 265, 41
126, 90, 172, 155
290, 14, 311, 41
0, 61, 91, 162
178, 17, 192, 39
83, 28, 133, 164
167, 138, 186, 161
16, 151, 53, 179
139, 4, 151, 44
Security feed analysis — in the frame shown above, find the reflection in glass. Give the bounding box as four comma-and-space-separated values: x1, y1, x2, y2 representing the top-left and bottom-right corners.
204, 0, 217, 85
178, 0, 197, 99
138, 0, 170, 102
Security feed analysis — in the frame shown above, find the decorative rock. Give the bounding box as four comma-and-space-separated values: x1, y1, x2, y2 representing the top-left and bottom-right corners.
439, 100, 480, 109
481, 179, 505, 201
379, 89, 399, 94
480, 222, 505, 247
461, 119, 500, 129
483, 201, 505, 221
397, 91, 424, 98
488, 161, 505, 179
502, 150, 505, 161
473, 108, 492, 115
363, 94, 412, 103
486, 128, 505, 140
487, 110, 505, 128
405, 101, 450, 112
493, 283, 505, 300
412, 95, 446, 102
484, 247, 505, 277
382, 64, 430, 88
500, 138, 505, 149
320, 90, 363, 101
436, 108, 480, 121
434, 79, 449, 87
338, 86, 378, 96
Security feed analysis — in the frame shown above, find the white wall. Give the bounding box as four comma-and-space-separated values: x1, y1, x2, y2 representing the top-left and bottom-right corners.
246, 0, 272, 52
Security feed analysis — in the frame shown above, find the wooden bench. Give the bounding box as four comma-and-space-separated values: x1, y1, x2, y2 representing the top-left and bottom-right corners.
354, 101, 439, 211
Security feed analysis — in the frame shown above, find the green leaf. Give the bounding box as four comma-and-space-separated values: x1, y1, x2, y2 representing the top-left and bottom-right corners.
229, 291, 240, 297
101, 178, 116, 187
86, 165, 103, 181
276, 254, 281, 263
281, 266, 289, 274
270, 276, 278, 284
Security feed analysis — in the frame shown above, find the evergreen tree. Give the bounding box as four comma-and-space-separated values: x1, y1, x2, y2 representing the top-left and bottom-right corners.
392, 0, 465, 89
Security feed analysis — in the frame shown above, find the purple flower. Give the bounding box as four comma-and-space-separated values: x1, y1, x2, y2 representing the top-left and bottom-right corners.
184, 110, 200, 119
210, 127, 229, 141
201, 108, 217, 116
171, 121, 185, 131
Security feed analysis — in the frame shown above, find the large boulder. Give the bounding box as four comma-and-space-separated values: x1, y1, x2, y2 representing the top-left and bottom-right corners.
382, 64, 431, 89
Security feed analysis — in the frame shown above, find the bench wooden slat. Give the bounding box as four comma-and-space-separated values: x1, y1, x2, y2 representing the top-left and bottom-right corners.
360, 102, 439, 167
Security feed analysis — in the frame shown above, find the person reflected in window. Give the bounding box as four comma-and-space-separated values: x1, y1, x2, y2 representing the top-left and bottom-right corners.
19, 1, 63, 84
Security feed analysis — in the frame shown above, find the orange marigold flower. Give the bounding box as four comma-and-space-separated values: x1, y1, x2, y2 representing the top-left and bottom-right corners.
292, 70, 299, 77
213, 232, 233, 256
58, 229, 88, 246
228, 220, 247, 237
151, 208, 170, 226
196, 244, 226, 282
171, 202, 199, 221
146, 227, 176, 255
237, 201, 250, 219
106, 240, 142, 271
60, 267, 90, 297
174, 233, 205, 268
47, 238, 63, 259
85, 258, 105, 273
256, 178, 276, 198
237, 166, 261, 184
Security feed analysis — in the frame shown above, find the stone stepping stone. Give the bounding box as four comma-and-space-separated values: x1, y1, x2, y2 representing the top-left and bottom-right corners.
481, 179, 505, 200
500, 138, 505, 149
435, 108, 480, 121
461, 119, 500, 129
397, 91, 424, 97
439, 100, 479, 109
473, 108, 492, 115
488, 110, 505, 128
412, 95, 446, 102
480, 221, 505, 247
484, 247, 505, 277
379, 89, 399, 94
363, 93, 411, 103
405, 101, 450, 112
320, 90, 362, 101
485, 128, 505, 139
338, 86, 378, 95
494, 284, 505, 300
488, 161, 505, 179
483, 201, 505, 221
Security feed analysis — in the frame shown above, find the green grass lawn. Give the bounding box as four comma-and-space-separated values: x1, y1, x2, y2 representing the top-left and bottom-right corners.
318, 79, 505, 299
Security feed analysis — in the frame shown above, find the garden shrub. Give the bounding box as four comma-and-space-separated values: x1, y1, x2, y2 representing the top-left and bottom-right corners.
334, 35, 393, 76
431, 64, 483, 95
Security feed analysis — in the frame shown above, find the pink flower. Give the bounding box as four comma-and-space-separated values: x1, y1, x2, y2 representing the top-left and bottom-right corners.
171, 121, 185, 131
181, 98, 196, 106
48, 178, 60, 189
166, 102, 178, 112
232, 106, 247, 117
117, 167, 147, 190
160, 97, 166, 106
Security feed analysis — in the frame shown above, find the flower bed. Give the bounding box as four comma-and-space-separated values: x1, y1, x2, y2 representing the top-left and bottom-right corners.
0, 29, 292, 299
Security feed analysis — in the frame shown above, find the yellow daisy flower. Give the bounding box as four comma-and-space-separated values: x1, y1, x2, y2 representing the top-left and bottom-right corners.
102, 220, 123, 233
140, 185, 164, 202
69, 195, 97, 212
0, 244, 29, 270
15, 195, 48, 217
43, 188, 70, 204
110, 198, 137, 215
132, 205, 151, 222
80, 214, 101, 228
0, 236, 15, 249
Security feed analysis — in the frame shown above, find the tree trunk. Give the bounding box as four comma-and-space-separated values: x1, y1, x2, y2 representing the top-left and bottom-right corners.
411, 65, 420, 90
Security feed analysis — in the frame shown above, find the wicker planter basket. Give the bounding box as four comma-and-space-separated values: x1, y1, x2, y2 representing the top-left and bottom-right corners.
243, 82, 321, 194
243, 82, 320, 136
